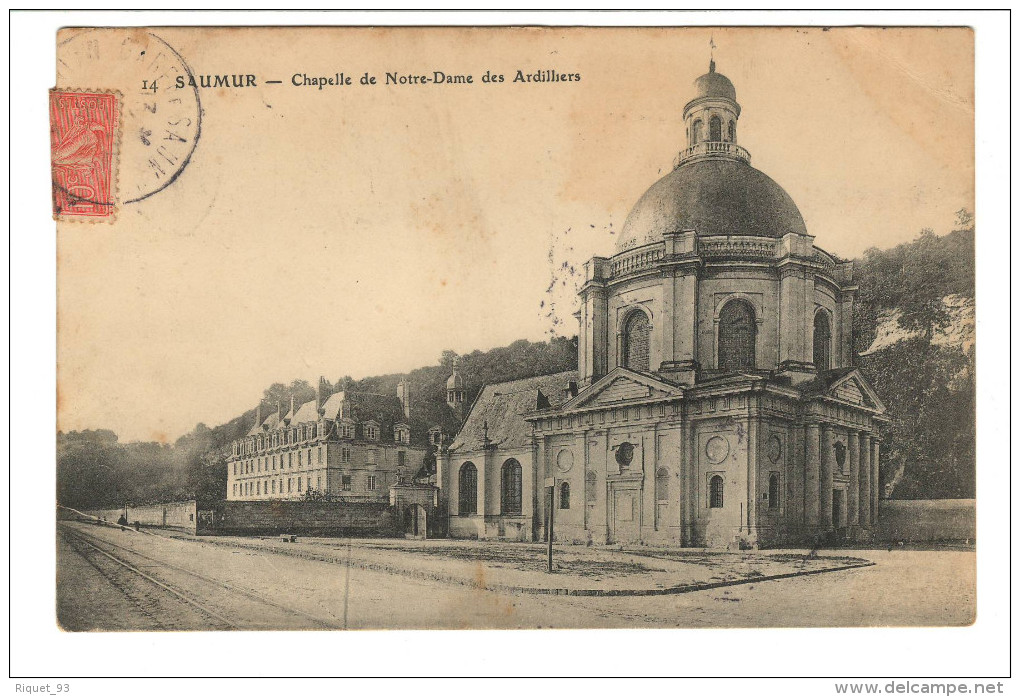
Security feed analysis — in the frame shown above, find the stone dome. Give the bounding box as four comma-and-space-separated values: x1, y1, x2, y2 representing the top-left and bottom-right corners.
693, 63, 736, 102
616, 158, 808, 251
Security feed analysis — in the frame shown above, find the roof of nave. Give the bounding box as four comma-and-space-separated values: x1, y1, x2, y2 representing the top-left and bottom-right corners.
451, 370, 578, 453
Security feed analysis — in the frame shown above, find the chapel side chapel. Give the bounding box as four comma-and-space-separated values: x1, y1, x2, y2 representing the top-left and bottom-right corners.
437, 61, 890, 548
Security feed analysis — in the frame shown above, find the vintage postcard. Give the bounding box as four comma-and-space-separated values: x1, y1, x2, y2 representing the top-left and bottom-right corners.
52, 26, 977, 638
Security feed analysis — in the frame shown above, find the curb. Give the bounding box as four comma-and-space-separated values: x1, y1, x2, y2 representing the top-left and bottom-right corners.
166, 532, 876, 598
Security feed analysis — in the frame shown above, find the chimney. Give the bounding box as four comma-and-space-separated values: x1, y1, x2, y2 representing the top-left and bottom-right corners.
284, 395, 294, 425
397, 378, 411, 419
316, 376, 327, 416
254, 402, 262, 429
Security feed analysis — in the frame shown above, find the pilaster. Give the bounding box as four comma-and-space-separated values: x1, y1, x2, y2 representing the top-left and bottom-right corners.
858, 431, 871, 529
804, 423, 821, 529
820, 423, 834, 530
847, 428, 860, 533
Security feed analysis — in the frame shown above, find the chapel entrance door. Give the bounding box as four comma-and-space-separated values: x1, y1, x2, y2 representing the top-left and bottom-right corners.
611, 487, 641, 544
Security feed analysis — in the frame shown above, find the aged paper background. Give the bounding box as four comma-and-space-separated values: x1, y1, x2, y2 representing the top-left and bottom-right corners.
54, 26, 974, 442
9, 12, 1010, 684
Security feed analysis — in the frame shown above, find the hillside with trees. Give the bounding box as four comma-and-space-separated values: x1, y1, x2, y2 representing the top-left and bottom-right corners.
57, 337, 577, 510
853, 210, 975, 499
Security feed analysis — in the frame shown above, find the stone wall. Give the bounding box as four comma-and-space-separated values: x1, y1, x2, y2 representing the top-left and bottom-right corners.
85, 501, 198, 533
876, 499, 975, 543
199, 500, 393, 537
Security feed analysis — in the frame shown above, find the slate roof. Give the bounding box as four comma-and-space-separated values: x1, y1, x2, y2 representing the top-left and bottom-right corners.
244, 389, 419, 444
450, 371, 578, 452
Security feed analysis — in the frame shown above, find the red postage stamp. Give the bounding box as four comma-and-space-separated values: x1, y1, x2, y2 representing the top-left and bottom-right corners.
49, 89, 121, 221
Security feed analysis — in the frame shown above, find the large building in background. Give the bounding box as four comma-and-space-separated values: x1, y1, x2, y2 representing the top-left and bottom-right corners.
227, 378, 426, 503
438, 61, 890, 548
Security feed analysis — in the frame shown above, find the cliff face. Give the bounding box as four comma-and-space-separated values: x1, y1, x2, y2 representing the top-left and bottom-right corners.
852, 224, 975, 500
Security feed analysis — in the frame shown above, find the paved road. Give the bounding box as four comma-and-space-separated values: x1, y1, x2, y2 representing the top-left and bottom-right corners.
56, 522, 974, 630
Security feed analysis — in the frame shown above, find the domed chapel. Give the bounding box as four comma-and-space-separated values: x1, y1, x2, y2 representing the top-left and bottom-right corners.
438, 61, 890, 548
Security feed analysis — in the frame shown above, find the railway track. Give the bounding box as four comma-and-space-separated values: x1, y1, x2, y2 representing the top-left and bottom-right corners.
59, 523, 345, 630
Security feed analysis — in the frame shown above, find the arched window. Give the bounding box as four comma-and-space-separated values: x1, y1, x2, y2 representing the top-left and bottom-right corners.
691, 119, 703, 145
727, 120, 735, 142
501, 459, 523, 514
585, 470, 598, 505
559, 482, 571, 510
769, 473, 781, 510
813, 311, 832, 371
709, 115, 722, 142
622, 311, 651, 372
458, 463, 477, 515
709, 475, 724, 509
718, 299, 756, 371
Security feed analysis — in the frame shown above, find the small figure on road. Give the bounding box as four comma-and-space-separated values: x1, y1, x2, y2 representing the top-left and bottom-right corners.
117, 514, 127, 528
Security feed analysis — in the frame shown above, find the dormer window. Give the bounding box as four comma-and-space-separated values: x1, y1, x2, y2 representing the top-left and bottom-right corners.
338, 421, 354, 439
428, 427, 443, 447
394, 424, 410, 444
364, 422, 379, 441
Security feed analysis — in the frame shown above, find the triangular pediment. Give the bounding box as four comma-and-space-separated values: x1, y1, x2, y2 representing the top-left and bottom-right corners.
827, 370, 885, 412
562, 368, 683, 411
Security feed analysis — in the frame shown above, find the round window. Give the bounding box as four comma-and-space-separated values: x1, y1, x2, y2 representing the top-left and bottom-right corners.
705, 435, 730, 464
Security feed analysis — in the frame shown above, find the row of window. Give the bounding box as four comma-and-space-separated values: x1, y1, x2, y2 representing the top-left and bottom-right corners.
233, 446, 326, 475
454, 463, 781, 515
234, 422, 411, 456
231, 473, 379, 498
619, 303, 834, 373
230, 444, 394, 477
456, 460, 524, 515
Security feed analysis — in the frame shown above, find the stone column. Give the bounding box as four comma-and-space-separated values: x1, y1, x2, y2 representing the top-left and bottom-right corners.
871, 436, 881, 524
746, 417, 758, 537
847, 428, 860, 531
589, 286, 608, 383
858, 431, 871, 528
820, 424, 834, 530
661, 271, 675, 363
681, 418, 693, 545
803, 274, 817, 365
675, 272, 699, 364
804, 423, 821, 530
790, 426, 804, 532
779, 268, 804, 364
534, 436, 546, 539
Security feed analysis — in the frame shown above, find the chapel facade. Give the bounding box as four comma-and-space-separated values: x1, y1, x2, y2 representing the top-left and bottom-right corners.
437, 61, 889, 548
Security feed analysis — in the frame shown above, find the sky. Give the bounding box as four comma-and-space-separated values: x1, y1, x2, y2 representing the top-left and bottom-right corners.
53, 26, 974, 443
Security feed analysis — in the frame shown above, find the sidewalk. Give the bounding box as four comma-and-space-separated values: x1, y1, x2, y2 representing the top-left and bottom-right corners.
180, 533, 873, 596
